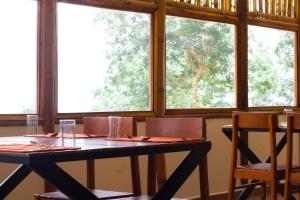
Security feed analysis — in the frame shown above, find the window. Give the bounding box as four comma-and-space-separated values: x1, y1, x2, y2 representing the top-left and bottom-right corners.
0, 1, 37, 114
248, 25, 295, 107
165, 16, 235, 109
57, 3, 151, 113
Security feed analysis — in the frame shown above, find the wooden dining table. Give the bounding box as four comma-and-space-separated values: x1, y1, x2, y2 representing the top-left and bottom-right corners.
222, 125, 297, 200
0, 136, 211, 200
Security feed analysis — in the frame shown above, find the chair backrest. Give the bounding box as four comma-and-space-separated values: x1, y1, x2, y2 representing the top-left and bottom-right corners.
231, 111, 279, 169
286, 113, 300, 170
285, 113, 300, 200
145, 117, 206, 138
145, 117, 206, 195
83, 117, 136, 137
82, 116, 139, 191
233, 111, 279, 129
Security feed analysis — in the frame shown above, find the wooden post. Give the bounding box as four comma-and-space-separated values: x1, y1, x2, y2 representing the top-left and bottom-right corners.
296, 11, 300, 185
205, 0, 210, 6
214, 0, 219, 9
38, 0, 57, 192
253, 0, 257, 12
236, 0, 248, 111
297, 31, 300, 167
270, 0, 275, 14
221, 0, 225, 10
282, 0, 286, 16
287, 0, 292, 16
259, 0, 263, 13
225, 0, 231, 11
152, 1, 166, 193
277, 0, 282, 15
153, 0, 166, 117
265, 0, 269, 14
295, 0, 299, 18
236, 0, 249, 184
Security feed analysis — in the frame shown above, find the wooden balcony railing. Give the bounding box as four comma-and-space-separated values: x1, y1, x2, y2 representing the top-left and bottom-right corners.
167, 0, 237, 13
248, 0, 298, 22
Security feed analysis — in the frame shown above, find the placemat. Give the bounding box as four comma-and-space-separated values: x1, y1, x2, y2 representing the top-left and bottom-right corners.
0, 143, 80, 153
107, 136, 204, 143
24, 133, 106, 139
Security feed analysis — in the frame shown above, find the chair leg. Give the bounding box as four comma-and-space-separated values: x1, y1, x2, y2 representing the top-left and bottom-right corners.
199, 157, 209, 200
283, 181, 291, 200
86, 160, 95, 189
228, 176, 236, 200
156, 153, 167, 190
270, 180, 277, 200
260, 182, 266, 200
147, 154, 157, 196
130, 156, 141, 195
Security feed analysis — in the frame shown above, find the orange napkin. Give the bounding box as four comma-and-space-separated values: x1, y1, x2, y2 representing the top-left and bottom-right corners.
24, 133, 106, 139
107, 136, 204, 143
0, 143, 80, 153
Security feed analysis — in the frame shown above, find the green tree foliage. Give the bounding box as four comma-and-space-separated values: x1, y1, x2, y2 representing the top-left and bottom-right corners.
93, 11, 150, 111
93, 11, 294, 110
93, 12, 235, 110
166, 16, 234, 108
248, 27, 294, 107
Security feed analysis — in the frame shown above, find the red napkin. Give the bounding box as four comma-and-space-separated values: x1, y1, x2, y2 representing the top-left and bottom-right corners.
24, 133, 106, 139
0, 143, 80, 153
107, 136, 204, 143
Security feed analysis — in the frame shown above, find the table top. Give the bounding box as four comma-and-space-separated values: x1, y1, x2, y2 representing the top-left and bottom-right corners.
0, 136, 211, 164
221, 124, 290, 132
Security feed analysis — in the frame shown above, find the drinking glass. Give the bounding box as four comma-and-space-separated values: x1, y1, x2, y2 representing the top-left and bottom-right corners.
59, 119, 76, 138
27, 115, 39, 135
282, 107, 293, 126
108, 116, 125, 139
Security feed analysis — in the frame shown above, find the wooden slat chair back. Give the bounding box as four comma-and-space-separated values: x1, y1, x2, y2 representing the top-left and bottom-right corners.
34, 116, 141, 200
83, 116, 135, 136
83, 117, 139, 190
145, 117, 209, 199
228, 112, 284, 200
284, 113, 300, 199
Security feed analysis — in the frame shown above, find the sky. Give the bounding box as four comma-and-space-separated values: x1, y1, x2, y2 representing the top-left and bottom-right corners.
0, 0, 37, 114
57, 3, 108, 113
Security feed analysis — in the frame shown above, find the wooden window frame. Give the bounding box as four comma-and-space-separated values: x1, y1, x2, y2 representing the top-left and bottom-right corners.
1, 0, 300, 126
50, 0, 157, 127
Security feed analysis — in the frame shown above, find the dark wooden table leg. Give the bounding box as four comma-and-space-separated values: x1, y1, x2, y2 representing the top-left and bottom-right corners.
0, 164, 32, 199
223, 129, 261, 163
30, 160, 98, 200
152, 143, 211, 200
199, 156, 209, 200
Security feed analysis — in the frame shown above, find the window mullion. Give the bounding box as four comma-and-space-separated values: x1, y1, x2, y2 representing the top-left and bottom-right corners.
39, 0, 57, 134
235, 0, 248, 110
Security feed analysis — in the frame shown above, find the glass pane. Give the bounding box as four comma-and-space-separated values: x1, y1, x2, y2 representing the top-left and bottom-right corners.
248, 26, 295, 107
57, 3, 151, 113
0, 1, 37, 114
166, 16, 235, 109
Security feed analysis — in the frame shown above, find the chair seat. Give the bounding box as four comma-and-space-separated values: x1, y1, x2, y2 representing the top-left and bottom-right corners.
34, 189, 134, 200
237, 163, 286, 171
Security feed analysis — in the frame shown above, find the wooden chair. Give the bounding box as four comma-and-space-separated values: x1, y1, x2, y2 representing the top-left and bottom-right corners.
284, 113, 300, 200
34, 116, 141, 200
228, 112, 285, 200
145, 117, 209, 200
